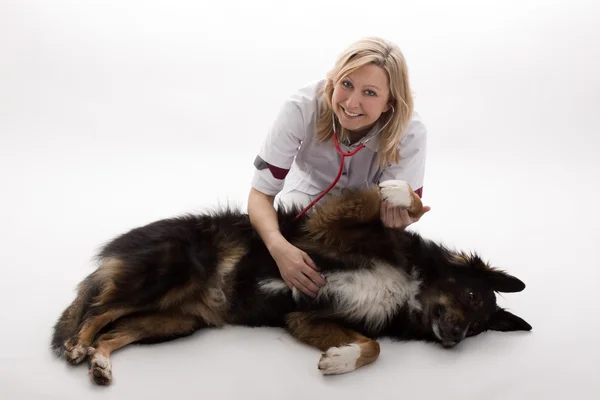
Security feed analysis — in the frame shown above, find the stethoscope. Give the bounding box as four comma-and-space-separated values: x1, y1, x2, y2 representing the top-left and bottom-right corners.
294, 105, 395, 219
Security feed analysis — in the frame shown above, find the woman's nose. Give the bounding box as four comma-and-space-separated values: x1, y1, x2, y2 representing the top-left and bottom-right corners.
345, 93, 360, 110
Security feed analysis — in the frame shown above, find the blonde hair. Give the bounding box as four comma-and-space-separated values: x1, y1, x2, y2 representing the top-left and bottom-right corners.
316, 37, 414, 166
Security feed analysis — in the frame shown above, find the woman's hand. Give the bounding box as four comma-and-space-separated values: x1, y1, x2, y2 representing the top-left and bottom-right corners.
380, 201, 431, 230
248, 187, 325, 298
267, 237, 326, 298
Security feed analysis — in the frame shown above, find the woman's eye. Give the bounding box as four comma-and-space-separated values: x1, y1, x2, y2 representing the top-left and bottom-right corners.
342, 80, 352, 88
364, 90, 376, 96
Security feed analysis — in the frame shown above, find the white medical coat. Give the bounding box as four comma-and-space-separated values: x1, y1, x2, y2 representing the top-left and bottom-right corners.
251, 79, 427, 202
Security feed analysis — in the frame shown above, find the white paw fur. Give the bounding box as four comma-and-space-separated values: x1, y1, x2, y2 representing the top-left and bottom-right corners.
318, 344, 361, 375
379, 180, 412, 209
64, 343, 88, 364
89, 353, 113, 385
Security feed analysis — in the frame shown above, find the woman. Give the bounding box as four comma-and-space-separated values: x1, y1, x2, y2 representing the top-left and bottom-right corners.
247, 37, 430, 298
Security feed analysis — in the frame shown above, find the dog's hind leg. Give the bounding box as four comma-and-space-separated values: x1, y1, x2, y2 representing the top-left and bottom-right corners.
63, 307, 137, 365
285, 312, 380, 375
87, 313, 201, 385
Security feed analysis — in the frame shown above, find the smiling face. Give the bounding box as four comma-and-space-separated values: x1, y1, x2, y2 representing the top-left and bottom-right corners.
331, 63, 392, 133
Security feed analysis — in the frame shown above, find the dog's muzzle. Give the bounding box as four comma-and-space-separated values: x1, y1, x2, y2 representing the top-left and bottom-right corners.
432, 321, 467, 348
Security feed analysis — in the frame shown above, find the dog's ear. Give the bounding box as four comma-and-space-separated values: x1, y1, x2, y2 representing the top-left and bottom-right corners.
488, 308, 532, 332
486, 270, 526, 293
447, 251, 526, 293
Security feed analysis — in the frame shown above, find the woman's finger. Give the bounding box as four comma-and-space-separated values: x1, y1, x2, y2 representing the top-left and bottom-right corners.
293, 277, 318, 298
399, 209, 411, 226
380, 201, 387, 225
388, 203, 397, 226
303, 263, 326, 287
284, 278, 294, 290
395, 207, 405, 227
302, 252, 320, 272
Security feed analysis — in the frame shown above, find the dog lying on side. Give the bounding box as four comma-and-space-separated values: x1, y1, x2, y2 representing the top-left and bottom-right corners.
51, 180, 531, 385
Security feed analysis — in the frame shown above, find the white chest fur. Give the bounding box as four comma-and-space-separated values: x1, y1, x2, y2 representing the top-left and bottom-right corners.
258, 261, 422, 331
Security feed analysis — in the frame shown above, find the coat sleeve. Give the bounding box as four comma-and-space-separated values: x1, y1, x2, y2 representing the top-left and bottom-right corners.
378, 116, 427, 198
251, 100, 306, 196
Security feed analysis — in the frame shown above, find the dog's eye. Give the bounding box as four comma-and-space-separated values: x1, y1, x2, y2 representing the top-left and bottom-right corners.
468, 290, 480, 306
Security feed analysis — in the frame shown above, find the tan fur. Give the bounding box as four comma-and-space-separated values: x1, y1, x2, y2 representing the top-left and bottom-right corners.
355, 340, 381, 369
304, 182, 425, 252
52, 179, 531, 385
304, 187, 382, 250
77, 308, 134, 343
95, 257, 123, 281
285, 312, 380, 371
449, 253, 470, 266
92, 258, 123, 307
406, 185, 425, 219
64, 307, 137, 364
438, 294, 464, 321
180, 242, 246, 327
53, 281, 91, 345
215, 241, 246, 305
66, 244, 244, 360
57, 181, 423, 378
439, 294, 451, 306
88, 314, 199, 385
217, 241, 246, 277
159, 280, 199, 309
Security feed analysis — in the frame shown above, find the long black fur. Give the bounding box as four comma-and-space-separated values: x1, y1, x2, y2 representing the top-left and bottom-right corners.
52, 189, 531, 358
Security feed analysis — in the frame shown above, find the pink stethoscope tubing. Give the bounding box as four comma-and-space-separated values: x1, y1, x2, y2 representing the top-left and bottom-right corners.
293, 105, 394, 220
294, 132, 365, 219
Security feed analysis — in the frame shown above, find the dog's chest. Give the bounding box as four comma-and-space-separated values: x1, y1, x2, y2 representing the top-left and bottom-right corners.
257, 261, 422, 331
316, 261, 422, 330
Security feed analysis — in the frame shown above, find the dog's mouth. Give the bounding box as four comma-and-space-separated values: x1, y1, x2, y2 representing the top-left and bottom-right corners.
432, 320, 466, 349
441, 340, 458, 349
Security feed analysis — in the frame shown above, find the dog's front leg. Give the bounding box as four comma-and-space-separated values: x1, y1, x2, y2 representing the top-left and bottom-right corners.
302, 181, 424, 252
302, 186, 382, 252
378, 180, 425, 220
285, 312, 380, 375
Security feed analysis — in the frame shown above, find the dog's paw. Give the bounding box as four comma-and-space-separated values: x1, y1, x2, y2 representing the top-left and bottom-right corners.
317, 344, 361, 375
64, 337, 89, 365
88, 352, 113, 386
378, 180, 412, 209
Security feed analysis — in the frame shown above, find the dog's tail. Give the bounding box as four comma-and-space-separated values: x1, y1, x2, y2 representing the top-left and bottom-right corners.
50, 276, 94, 357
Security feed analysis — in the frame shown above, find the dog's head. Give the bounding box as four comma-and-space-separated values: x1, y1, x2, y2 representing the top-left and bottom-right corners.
423, 251, 531, 348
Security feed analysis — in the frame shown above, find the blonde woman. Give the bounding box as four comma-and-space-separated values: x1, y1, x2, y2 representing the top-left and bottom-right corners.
248, 37, 430, 298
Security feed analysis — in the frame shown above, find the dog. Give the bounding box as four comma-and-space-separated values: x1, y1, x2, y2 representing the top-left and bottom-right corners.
51, 180, 531, 385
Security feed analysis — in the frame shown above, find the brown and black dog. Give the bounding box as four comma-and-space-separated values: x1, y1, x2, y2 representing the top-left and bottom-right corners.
51, 180, 531, 385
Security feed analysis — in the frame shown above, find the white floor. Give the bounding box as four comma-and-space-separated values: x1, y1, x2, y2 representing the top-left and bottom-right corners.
1, 1, 599, 399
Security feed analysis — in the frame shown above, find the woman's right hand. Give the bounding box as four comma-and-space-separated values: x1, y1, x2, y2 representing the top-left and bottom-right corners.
247, 188, 325, 298
268, 237, 326, 298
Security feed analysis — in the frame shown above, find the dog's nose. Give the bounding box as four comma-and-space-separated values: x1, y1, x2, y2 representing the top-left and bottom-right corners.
452, 326, 462, 338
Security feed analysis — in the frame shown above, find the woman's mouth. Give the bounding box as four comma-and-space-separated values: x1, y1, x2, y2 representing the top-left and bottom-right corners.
341, 106, 363, 118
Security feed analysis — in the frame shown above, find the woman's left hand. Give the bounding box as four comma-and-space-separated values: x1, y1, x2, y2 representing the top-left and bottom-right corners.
380, 201, 431, 230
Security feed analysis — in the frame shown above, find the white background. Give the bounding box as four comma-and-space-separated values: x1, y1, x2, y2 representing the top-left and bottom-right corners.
1, 0, 599, 398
